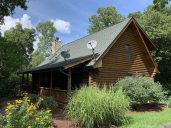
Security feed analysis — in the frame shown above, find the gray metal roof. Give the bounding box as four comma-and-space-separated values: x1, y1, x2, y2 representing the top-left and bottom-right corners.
41, 18, 131, 64
22, 18, 132, 73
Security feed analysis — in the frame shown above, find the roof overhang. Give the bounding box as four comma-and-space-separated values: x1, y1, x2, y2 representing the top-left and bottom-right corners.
18, 55, 93, 74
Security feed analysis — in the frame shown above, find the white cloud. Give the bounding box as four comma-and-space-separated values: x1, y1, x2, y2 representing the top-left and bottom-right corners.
0, 14, 70, 50
33, 36, 40, 50
51, 19, 71, 34
20, 14, 33, 28
0, 14, 33, 36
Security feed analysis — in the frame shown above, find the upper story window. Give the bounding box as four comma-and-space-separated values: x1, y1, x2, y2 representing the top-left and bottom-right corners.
124, 44, 131, 61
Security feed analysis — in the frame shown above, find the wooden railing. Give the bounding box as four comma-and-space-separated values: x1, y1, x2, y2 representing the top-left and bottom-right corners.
21, 85, 68, 107
39, 87, 68, 104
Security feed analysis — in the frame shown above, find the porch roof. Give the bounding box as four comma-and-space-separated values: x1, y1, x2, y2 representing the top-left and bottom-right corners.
20, 55, 93, 73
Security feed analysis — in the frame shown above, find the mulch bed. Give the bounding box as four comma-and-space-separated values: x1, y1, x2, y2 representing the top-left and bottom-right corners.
129, 103, 166, 114
52, 108, 73, 128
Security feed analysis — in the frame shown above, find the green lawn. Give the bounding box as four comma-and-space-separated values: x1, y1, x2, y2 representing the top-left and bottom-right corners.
121, 108, 171, 128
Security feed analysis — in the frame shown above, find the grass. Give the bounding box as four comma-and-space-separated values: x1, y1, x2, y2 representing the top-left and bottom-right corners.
66, 87, 129, 128
120, 108, 171, 128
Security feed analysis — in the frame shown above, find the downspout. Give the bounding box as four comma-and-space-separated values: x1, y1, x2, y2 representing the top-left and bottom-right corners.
59, 67, 69, 76
59, 67, 71, 96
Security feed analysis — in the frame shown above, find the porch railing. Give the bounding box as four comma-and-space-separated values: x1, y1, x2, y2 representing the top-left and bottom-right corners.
39, 87, 68, 104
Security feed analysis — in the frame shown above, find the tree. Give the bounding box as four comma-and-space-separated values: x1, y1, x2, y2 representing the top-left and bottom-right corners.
30, 21, 57, 67
4, 23, 35, 69
30, 51, 44, 68
36, 21, 56, 57
88, 6, 124, 34
0, 0, 28, 23
153, 0, 170, 11
0, 23, 35, 97
0, 37, 19, 97
128, 11, 143, 19
139, 8, 171, 91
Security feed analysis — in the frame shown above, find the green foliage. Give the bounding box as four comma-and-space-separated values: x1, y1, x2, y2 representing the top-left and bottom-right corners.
127, 11, 143, 19
114, 77, 165, 105
153, 0, 170, 11
88, 6, 124, 34
28, 94, 57, 109
30, 21, 57, 67
66, 86, 130, 128
0, 75, 20, 97
39, 96, 57, 109
36, 21, 56, 57
0, 37, 21, 98
30, 51, 44, 67
4, 23, 35, 67
0, 24, 35, 98
0, 0, 28, 23
0, 113, 4, 127
28, 93, 39, 103
3, 95, 53, 128
167, 96, 171, 108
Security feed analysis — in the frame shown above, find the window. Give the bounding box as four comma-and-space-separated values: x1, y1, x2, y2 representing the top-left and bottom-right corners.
124, 44, 131, 61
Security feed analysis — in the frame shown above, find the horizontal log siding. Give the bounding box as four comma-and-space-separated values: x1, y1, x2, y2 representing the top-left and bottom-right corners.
89, 70, 99, 87
97, 26, 155, 84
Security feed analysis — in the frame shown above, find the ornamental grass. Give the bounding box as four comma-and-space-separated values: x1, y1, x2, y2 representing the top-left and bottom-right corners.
66, 86, 130, 128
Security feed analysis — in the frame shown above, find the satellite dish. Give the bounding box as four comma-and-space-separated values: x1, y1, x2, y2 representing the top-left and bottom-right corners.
86, 40, 98, 62
87, 40, 97, 50
61, 50, 70, 60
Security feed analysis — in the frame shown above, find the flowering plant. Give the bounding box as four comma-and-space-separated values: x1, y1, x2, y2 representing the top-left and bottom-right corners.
4, 94, 53, 128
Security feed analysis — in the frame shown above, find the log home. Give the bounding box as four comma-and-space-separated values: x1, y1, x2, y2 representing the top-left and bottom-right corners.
20, 17, 158, 106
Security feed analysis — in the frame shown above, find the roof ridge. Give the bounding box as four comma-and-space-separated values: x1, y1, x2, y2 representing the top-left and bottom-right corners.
62, 18, 132, 47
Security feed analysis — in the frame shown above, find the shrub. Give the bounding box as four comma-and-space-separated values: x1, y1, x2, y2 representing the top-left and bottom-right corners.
3, 94, 53, 128
28, 94, 57, 109
114, 77, 165, 105
0, 114, 4, 127
167, 97, 171, 108
66, 86, 129, 128
39, 96, 57, 109
28, 93, 39, 103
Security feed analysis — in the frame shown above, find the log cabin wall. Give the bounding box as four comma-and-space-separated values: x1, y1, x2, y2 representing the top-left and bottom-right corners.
88, 69, 99, 87
97, 24, 156, 84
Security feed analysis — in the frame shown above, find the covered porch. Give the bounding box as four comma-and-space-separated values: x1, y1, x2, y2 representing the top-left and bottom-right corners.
20, 66, 90, 107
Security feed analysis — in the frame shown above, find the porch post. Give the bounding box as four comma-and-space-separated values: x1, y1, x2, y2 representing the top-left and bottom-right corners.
26, 73, 29, 85
50, 72, 53, 95
22, 73, 24, 85
20, 73, 24, 95
68, 68, 71, 95
38, 74, 41, 94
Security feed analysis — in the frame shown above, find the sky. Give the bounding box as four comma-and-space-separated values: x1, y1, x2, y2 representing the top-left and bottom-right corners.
1, 0, 153, 48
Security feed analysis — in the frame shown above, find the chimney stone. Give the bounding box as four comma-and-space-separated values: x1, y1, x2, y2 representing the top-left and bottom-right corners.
52, 38, 62, 54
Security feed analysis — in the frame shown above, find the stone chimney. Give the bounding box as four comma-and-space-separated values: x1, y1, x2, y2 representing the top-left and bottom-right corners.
52, 37, 62, 54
